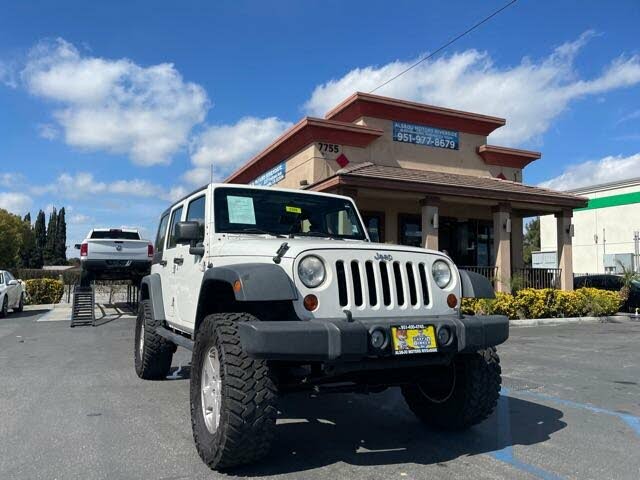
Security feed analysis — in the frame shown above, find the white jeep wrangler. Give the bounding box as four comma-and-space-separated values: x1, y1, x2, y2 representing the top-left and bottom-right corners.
134, 183, 508, 470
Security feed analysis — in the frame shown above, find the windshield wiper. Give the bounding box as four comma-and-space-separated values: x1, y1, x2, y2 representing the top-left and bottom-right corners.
226, 228, 285, 238
297, 232, 346, 240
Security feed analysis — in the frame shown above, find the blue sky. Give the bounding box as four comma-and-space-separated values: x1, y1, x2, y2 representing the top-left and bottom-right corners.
1, 0, 639, 250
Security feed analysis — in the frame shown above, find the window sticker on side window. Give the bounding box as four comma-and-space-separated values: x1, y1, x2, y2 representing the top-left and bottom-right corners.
227, 196, 256, 224
285, 206, 301, 214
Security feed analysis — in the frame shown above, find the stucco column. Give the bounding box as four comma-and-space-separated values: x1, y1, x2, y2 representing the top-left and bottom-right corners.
556, 209, 574, 291
493, 204, 512, 293
511, 214, 524, 271
420, 196, 440, 251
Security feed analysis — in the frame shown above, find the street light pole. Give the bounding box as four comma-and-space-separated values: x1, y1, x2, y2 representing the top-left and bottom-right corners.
634, 230, 640, 273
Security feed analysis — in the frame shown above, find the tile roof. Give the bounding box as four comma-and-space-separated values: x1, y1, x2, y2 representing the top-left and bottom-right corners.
314, 162, 588, 209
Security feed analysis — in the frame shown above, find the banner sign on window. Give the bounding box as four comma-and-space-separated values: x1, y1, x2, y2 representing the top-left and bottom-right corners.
249, 161, 286, 187
393, 121, 459, 150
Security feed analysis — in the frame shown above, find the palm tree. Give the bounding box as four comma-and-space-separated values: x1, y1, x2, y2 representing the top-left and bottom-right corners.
617, 261, 640, 311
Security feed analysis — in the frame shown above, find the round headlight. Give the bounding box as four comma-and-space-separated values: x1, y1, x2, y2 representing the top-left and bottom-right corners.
298, 255, 326, 288
432, 260, 452, 289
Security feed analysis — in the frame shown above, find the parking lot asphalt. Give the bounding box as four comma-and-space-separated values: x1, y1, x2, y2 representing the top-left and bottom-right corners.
1, 309, 639, 480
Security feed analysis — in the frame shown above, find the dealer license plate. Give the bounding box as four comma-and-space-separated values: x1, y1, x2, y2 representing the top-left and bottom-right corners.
391, 325, 437, 355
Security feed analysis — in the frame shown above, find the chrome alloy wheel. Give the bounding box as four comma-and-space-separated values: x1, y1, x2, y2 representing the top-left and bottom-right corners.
201, 346, 222, 434
139, 322, 145, 359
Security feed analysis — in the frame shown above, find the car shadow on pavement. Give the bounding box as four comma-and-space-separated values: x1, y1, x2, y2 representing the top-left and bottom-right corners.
232, 389, 566, 477
9, 309, 51, 319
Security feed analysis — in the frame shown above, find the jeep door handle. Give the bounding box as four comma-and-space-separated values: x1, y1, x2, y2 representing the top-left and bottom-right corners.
173, 257, 184, 265
159, 260, 167, 267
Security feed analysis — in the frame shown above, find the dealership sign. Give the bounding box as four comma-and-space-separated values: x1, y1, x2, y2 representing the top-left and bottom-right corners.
249, 161, 286, 187
393, 121, 459, 150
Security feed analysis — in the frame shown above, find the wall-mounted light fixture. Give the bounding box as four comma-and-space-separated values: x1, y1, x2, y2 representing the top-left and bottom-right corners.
431, 212, 439, 229
504, 218, 512, 233
567, 224, 575, 237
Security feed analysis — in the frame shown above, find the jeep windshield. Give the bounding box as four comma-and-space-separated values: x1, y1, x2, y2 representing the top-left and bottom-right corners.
214, 187, 367, 240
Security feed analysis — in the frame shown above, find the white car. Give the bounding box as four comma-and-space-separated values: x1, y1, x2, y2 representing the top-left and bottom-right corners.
75, 228, 153, 285
0, 270, 25, 317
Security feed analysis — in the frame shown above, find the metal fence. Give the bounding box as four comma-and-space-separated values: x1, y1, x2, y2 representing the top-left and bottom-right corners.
458, 266, 498, 282
513, 268, 561, 289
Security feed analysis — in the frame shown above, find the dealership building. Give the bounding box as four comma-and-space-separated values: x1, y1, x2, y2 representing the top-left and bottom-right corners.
225, 93, 587, 291
540, 177, 640, 275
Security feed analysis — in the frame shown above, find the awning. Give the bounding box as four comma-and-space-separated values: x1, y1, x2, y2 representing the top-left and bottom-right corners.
308, 162, 587, 210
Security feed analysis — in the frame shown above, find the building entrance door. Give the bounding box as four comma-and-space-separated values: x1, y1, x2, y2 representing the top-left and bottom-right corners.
439, 217, 494, 266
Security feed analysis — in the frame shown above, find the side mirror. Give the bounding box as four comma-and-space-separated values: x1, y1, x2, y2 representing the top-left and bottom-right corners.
175, 221, 200, 244
7, 280, 18, 286
74, 244, 81, 249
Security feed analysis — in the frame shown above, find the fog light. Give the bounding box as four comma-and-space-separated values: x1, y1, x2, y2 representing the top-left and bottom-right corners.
447, 293, 458, 308
437, 326, 452, 346
303, 294, 318, 311
370, 329, 387, 349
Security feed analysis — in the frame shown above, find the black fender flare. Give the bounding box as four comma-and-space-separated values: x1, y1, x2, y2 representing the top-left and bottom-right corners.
140, 273, 166, 322
459, 269, 496, 299
200, 263, 298, 302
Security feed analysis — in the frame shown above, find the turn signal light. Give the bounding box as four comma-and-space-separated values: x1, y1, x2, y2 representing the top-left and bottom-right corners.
447, 294, 458, 308
303, 294, 319, 311
80, 243, 88, 257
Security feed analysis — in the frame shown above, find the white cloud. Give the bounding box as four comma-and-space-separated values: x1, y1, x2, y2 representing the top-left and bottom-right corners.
539, 153, 640, 191
32, 172, 179, 201
68, 213, 91, 224
617, 109, 640, 124
304, 31, 640, 145
0, 173, 25, 188
186, 116, 293, 183
0, 192, 32, 215
0, 60, 17, 88
37, 122, 59, 140
21, 38, 209, 165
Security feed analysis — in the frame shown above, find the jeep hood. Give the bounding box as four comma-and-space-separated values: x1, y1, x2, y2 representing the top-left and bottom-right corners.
217, 237, 443, 259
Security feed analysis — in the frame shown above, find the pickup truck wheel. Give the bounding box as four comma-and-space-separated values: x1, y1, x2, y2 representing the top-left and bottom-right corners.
402, 348, 501, 430
134, 299, 175, 379
14, 293, 24, 313
191, 313, 277, 470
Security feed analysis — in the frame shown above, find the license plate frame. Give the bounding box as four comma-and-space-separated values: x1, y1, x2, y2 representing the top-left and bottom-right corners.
391, 324, 438, 355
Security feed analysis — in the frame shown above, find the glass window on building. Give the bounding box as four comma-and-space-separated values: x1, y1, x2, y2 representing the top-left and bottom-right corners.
361, 212, 385, 242
398, 214, 422, 247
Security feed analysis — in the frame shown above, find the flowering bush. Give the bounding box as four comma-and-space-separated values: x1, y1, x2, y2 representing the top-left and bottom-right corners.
24, 278, 64, 305
462, 287, 621, 319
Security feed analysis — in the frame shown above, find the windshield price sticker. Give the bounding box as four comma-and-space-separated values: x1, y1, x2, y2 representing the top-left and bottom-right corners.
393, 121, 459, 150
227, 196, 256, 225
286, 206, 302, 214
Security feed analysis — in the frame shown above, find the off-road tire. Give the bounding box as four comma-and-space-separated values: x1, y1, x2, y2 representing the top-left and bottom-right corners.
402, 348, 501, 430
134, 299, 175, 379
0, 296, 7, 318
191, 313, 277, 470
14, 293, 24, 313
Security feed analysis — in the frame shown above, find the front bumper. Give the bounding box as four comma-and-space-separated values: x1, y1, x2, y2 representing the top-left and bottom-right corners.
238, 315, 508, 362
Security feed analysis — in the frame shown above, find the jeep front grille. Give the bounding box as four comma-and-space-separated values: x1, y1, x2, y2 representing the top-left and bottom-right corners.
336, 260, 430, 308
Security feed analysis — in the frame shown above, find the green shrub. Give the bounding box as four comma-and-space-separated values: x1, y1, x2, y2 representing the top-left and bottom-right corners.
463, 287, 621, 319
24, 278, 64, 305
